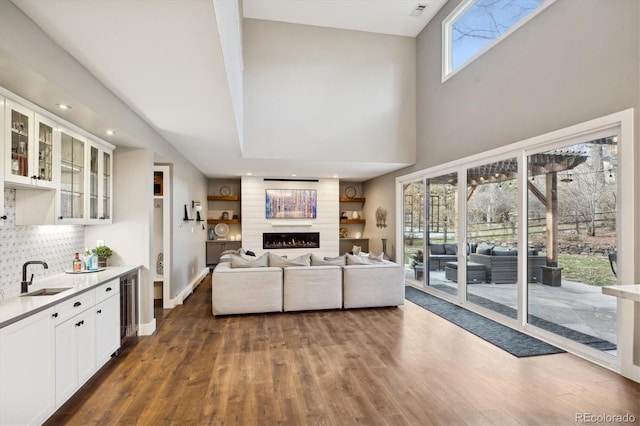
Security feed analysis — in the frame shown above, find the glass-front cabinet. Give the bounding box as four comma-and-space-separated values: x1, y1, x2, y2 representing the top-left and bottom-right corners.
0, 97, 5, 225
57, 128, 86, 224
87, 141, 113, 224
3, 101, 58, 188
4, 100, 33, 186
34, 113, 57, 189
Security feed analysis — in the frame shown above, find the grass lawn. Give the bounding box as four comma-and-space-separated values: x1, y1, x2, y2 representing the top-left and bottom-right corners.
558, 253, 616, 287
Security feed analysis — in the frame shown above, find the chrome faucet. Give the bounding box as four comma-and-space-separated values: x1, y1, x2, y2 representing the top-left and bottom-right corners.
21, 261, 49, 294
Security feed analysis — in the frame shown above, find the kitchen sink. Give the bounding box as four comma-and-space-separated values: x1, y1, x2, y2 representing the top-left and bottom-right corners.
22, 287, 72, 296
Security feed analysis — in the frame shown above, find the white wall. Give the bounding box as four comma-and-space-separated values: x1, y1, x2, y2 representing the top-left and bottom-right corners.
169, 161, 209, 299
241, 177, 339, 258
243, 19, 416, 165
86, 148, 154, 331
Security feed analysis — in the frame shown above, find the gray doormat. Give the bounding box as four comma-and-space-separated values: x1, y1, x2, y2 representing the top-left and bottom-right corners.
405, 286, 565, 357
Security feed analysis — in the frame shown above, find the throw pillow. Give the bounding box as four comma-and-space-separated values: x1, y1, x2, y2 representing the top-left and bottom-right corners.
230, 253, 269, 268
346, 253, 370, 265
268, 253, 311, 267
368, 251, 385, 262
476, 244, 494, 255
352, 245, 362, 255
310, 254, 346, 266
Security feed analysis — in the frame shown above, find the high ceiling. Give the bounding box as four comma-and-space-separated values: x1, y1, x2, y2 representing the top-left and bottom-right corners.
9, 0, 447, 181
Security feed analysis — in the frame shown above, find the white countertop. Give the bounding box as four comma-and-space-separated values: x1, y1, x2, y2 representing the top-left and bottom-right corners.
602, 285, 640, 302
0, 265, 140, 329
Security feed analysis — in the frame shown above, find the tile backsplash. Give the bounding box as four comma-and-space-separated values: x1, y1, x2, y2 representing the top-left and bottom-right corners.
1, 189, 85, 296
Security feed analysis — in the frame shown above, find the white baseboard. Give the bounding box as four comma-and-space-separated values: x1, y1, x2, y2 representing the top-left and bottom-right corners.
138, 318, 156, 336
170, 267, 209, 306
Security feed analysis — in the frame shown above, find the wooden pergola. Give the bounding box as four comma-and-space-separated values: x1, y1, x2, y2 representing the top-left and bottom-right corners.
429, 150, 588, 269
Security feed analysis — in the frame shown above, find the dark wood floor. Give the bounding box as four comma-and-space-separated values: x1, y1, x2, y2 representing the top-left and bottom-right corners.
46, 274, 640, 425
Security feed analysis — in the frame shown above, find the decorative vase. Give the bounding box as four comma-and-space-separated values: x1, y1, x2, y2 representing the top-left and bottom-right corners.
98, 257, 108, 268
381, 238, 388, 259
352, 211, 359, 219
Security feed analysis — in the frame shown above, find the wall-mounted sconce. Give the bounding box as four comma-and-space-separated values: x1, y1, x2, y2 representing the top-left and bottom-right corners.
183, 204, 193, 221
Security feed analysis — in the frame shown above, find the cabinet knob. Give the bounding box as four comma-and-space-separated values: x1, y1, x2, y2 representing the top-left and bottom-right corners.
52, 312, 59, 318
75, 320, 84, 327
0, 215, 6, 220
97, 309, 102, 314
73, 301, 82, 307
106, 287, 112, 292
58, 216, 63, 220
31, 175, 38, 180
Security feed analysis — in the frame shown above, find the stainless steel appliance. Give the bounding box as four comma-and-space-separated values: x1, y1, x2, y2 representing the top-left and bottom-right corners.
120, 271, 139, 345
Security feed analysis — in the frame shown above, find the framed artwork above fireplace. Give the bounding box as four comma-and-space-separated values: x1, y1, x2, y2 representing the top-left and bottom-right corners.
265, 189, 317, 219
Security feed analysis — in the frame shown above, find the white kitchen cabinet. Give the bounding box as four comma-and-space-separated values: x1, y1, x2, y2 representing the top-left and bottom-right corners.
55, 307, 96, 407
4, 99, 33, 186
95, 279, 120, 367
33, 113, 59, 189
0, 307, 56, 426
0, 96, 6, 225
3, 100, 58, 189
56, 127, 87, 224
87, 140, 113, 224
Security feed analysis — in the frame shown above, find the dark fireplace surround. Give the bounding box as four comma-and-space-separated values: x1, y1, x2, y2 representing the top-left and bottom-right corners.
263, 232, 320, 249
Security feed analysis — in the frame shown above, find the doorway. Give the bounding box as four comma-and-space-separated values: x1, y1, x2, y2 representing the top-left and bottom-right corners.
153, 165, 171, 309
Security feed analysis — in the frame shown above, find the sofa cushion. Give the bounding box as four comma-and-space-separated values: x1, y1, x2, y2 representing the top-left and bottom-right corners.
230, 253, 269, 268
346, 253, 370, 265
444, 244, 457, 255
430, 244, 445, 255
310, 254, 346, 266
269, 253, 311, 267
352, 245, 362, 255
491, 248, 516, 256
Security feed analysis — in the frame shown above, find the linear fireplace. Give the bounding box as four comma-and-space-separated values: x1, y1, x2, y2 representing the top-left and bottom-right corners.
263, 232, 320, 249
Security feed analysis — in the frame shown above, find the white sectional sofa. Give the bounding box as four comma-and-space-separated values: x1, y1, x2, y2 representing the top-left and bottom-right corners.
283, 265, 342, 312
211, 256, 404, 316
343, 263, 406, 309
211, 262, 283, 315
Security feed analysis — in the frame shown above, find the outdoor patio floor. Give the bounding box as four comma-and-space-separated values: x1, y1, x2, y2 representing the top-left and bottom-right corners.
404, 267, 617, 351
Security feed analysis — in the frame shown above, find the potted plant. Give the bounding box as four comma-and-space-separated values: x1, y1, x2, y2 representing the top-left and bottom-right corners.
94, 245, 113, 268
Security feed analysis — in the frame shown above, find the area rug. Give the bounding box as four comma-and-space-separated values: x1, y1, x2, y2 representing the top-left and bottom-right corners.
430, 283, 617, 352
405, 286, 565, 357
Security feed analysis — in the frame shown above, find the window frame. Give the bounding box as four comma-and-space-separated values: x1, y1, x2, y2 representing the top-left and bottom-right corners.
442, 0, 556, 83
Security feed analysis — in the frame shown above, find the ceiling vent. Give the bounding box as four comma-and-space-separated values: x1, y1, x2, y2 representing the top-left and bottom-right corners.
410, 4, 428, 17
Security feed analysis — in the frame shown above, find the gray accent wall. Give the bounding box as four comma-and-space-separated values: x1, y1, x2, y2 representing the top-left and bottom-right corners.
365, 0, 640, 268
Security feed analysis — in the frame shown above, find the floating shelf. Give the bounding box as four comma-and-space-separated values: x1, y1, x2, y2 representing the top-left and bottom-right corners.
340, 219, 366, 224
207, 219, 241, 224
339, 197, 365, 203
208, 195, 239, 201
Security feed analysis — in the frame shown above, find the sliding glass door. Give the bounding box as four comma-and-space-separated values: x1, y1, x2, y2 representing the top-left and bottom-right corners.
526, 135, 618, 354
465, 158, 519, 320
402, 173, 458, 294
403, 181, 425, 284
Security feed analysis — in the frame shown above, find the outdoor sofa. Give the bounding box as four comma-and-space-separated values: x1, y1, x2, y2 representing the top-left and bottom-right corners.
469, 247, 546, 284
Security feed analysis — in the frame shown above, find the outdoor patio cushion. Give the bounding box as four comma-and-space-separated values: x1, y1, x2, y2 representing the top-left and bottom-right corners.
430, 244, 445, 255
444, 243, 457, 255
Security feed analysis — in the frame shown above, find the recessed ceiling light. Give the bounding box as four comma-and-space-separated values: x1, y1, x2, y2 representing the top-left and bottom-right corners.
333, 175, 339, 178
246, 172, 252, 176
106, 130, 115, 136
56, 103, 71, 110
291, 174, 297, 177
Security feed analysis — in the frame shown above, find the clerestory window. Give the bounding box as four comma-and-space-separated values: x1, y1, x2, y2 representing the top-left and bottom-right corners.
442, 0, 554, 81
